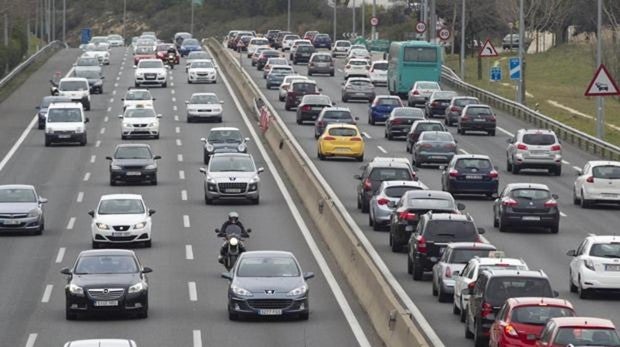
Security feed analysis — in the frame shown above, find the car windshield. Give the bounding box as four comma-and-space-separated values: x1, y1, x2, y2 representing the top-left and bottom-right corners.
236, 256, 300, 277
188, 52, 209, 59
47, 108, 82, 122
432, 91, 457, 100
415, 123, 445, 132
592, 165, 620, 179
370, 168, 412, 180
313, 54, 332, 62
135, 46, 154, 54
272, 66, 292, 72
522, 133, 557, 145
420, 132, 453, 142
451, 249, 494, 263
59, 81, 88, 91
323, 111, 351, 120
424, 220, 476, 241
126, 91, 151, 100
510, 306, 574, 326
350, 60, 368, 66
139, 61, 163, 69
284, 35, 300, 40
0, 188, 36, 202
77, 58, 99, 66
190, 94, 218, 104
98, 199, 145, 215
455, 159, 492, 170
208, 130, 242, 143
384, 186, 421, 198
183, 39, 199, 46
125, 108, 156, 118
108, 35, 122, 40
328, 127, 357, 137
114, 146, 152, 159
554, 328, 620, 346
590, 243, 620, 258
510, 188, 551, 200
417, 82, 440, 90
262, 51, 280, 58
297, 46, 314, 52
486, 278, 553, 305
74, 255, 139, 275
373, 62, 388, 70
75, 70, 100, 79
190, 61, 214, 69
377, 98, 402, 106
455, 98, 479, 107
465, 107, 493, 116
210, 156, 255, 172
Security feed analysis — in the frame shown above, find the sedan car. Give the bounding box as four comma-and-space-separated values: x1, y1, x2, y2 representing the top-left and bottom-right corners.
0, 184, 47, 234
567, 234, 620, 298
314, 107, 358, 138
247, 37, 270, 57
384, 107, 425, 140
368, 96, 404, 125
312, 33, 332, 49
355, 157, 418, 213
122, 88, 155, 111
341, 77, 375, 103
89, 194, 155, 248
36, 95, 71, 129
369, 180, 427, 231
406, 120, 447, 153
444, 96, 480, 126
134, 59, 167, 88
256, 50, 281, 70
317, 123, 364, 161
441, 154, 499, 197
458, 104, 497, 136
534, 317, 620, 347
411, 131, 457, 166
64, 339, 137, 347
61, 249, 152, 319
493, 183, 560, 233
187, 59, 217, 84
201, 127, 249, 164
118, 105, 161, 139
291, 45, 315, 64
296, 94, 333, 124
185, 51, 211, 71
185, 92, 224, 123
73, 69, 104, 94
573, 160, 620, 208
425, 91, 458, 118
200, 153, 264, 205
307, 53, 335, 76
178, 38, 202, 56
221, 251, 314, 320
106, 144, 161, 185
408, 81, 441, 107
263, 58, 290, 78
107, 34, 125, 47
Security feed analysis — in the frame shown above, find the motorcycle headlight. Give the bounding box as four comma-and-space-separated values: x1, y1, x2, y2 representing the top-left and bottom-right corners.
231, 285, 253, 297
96, 222, 109, 230
237, 144, 246, 152
133, 221, 147, 229
68, 283, 84, 295
287, 284, 308, 296
111, 165, 122, 170
27, 209, 40, 218
128, 282, 146, 293
206, 144, 214, 152
145, 164, 156, 170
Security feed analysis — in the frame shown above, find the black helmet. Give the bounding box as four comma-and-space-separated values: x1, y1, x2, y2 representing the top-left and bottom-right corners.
228, 211, 239, 223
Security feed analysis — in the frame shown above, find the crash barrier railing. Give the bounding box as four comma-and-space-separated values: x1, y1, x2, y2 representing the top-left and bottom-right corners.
206, 37, 441, 347
440, 66, 620, 161
0, 41, 65, 90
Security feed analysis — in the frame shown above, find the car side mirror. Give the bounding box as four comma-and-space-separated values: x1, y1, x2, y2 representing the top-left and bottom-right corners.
185, 100, 189, 104
221, 272, 233, 280
303, 272, 315, 280
121, 98, 125, 101
332, 102, 336, 106
157, 114, 162, 118
257, 167, 265, 174
566, 249, 577, 257
87, 210, 95, 217
318, 88, 323, 92
477, 227, 486, 235
133, 65, 137, 69
199, 168, 207, 174
153, 155, 161, 160
142, 266, 153, 273
553, 290, 559, 298
452, 270, 460, 277
457, 203, 466, 211
551, 194, 559, 200
491, 193, 499, 199
101, 76, 105, 79
354, 174, 362, 180
574, 167, 583, 175
354, 116, 359, 121
60, 267, 71, 275
148, 209, 156, 216
118, 114, 123, 118
200, 137, 207, 143
35, 106, 41, 109
246, 228, 252, 233
84, 117, 90, 123
506, 138, 513, 144
105, 156, 112, 160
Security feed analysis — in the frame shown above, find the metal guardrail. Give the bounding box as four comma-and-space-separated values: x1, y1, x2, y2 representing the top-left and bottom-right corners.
0, 40, 65, 90
440, 66, 620, 161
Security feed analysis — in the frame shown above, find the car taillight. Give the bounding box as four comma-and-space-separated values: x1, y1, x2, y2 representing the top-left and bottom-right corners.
323, 136, 336, 141
516, 143, 528, 150
416, 235, 427, 253
420, 143, 432, 148
502, 198, 518, 207
431, 101, 439, 107
399, 211, 416, 221
461, 115, 470, 121
412, 90, 420, 95
377, 198, 390, 205
481, 302, 493, 318
370, 68, 374, 72
309, 63, 314, 67
504, 324, 518, 337
345, 65, 351, 69
586, 176, 594, 183
444, 143, 456, 149
489, 114, 497, 121
302, 105, 312, 111
449, 169, 459, 177
445, 266, 452, 278
392, 119, 401, 125
363, 178, 372, 190
450, 106, 459, 112
544, 199, 558, 208
468, 282, 476, 290
550, 144, 561, 151
489, 170, 499, 179
350, 137, 362, 141
317, 120, 325, 127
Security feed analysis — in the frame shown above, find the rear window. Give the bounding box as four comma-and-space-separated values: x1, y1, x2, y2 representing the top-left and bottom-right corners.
298, 46, 315, 52
336, 41, 351, 47
409, 198, 454, 210
377, 98, 402, 106
385, 186, 422, 198
424, 220, 477, 241
420, 132, 453, 142
450, 249, 495, 263
328, 127, 357, 137
373, 62, 388, 70
293, 83, 317, 92
592, 165, 620, 179
370, 168, 412, 181
510, 188, 551, 200
510, 306, 574, 325
349, 80, 372, 87
393, 108, 425, 118
417, 82, 440, 90
589, 243, 620, 258
312, 54, 332, 62
303, 95, 330, 105
433, 92, 457, 100
323, 111, 352, 120
522, 133, 557, 145
553, 328, 620, 345
403, 47, 437, 62
465, 107, 493, 116
454, 159, 492, 170
485, 277, 553, 304
415, 123, 444, 132
455, 98, 479, 107
350, 60, 368, 66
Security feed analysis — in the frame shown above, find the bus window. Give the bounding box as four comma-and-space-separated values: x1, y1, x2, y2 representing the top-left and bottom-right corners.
403, 47, 437, 62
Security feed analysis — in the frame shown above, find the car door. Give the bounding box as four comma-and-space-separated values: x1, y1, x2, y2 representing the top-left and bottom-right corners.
574, 163, 590, 194
490, 303, 509, 343
570, 239, 588, 283
434, 248, 450, 287
454, 262, 469, 303
495, 186, 510, 218
506, 133, 518, 161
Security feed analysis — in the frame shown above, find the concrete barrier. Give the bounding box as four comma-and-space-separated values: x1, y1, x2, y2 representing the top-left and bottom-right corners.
206, 38, 435, 347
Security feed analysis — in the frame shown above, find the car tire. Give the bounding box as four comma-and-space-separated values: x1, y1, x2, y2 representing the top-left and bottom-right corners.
553, 166, 562, 176
342, 96, 348, 103
412, 260, 423, 280
330, 72, 334, 77
550, 224, 559, 234
187, 115, 193, 123
308, 72, 312, 76
162, 82, 167, 88
368, 115, 375, 125
65, 304, 78, 320
361, 199, 369, 213
580, 190, 591, 208
432, 280, 438, 296
511, 163, 520, 174
154, 134, 159, 140
506, 158, 512, 172
453, 301, 460, 315
356, 154, 364, 162
285, 105, 291, 111
317, 150, 325, 160
217, 117, 223, 123
387, 132, 394, 141
203, 152, 210, 164
205, 194, 213, 205
460, 301, 467, 322
488, 130, 495, 136
569, 271, 578, 293
407, 256, 413, 274
573, 188, 581, 205
251, 196, 260, 205
92, 240, 101, 249
578, 276, 589, 299
228, 310, 239, 321
493, 211, 499, 227
474, 320, 487, 347
44, 135, 51, 147
498, 217, 509, 232
144, 240, 152, 248
438, 283, 450, 302
151, 175, 157, 185
464, 315, 474, 339
299, 312, 309, 320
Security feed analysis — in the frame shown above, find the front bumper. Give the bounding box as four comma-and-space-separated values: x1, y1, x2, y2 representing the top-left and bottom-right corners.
135, 76, 166, 85
92, 226, 151, 244
188, 74, 217, 83
188, 110, 223, 120
205, 182, 259, 201
228, 294, 309, 317
122, 125, 159, 138
46, 132, 85, 144
0, 215, 42, 232
66, 290, 148, 315
110, 169, 157, 182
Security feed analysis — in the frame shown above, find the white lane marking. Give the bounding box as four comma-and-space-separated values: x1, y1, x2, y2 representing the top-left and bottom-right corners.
175, 126, 180, 133
41, 284, 53, 303
179, 170, 185, 180
181, 190, 188, 201
459, 148, 470, 155
171, 83, 175, 88
562, 160, 571, 165
0, 116, 37, 172
76, 192, 84, 203
55, 247, 66, 263
100, 127, 106, 134
25, 333, 37, 347
193, 330, 202, 347
104, 116, 109, 123
188, 281, 198, 301
573, 165, 581, 171
90, 155, 96, 163
215, 49, 372, 347
183, 215, 190, 228
177, 154, 184, 162
176, 139, 182, 146
106, 106, 111, 113
116, 76, 120, 81
114, 82, 119, 88
362, 132, 371, 139
377, 145, 387, 153
95, 140, 101, 147
174, 115, 179, 121
185, 245, 194, 260
172, 97, 176, 102
109, 98, 114, 103
83, 172, 91, 181
66, 217, 76, 230
173, 105, 178, 111
497, 126, 514, 136
112, 90, 116, 95
170, 75, 174, 80
560, 211, 567, 217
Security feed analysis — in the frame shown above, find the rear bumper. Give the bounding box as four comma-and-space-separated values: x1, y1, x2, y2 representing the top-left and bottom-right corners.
447, 179, 498, 194
501, 213, 559, 227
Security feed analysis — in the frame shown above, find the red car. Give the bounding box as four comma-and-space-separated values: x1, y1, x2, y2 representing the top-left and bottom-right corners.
133, 46, 156, 66
155, 44, 180, 64
303, 30, 319, 41
534, 317, 620, 347
489, 297, 575, 347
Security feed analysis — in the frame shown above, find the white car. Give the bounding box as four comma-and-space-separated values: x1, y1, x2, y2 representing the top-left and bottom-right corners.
200, 153, 264, 204
247, 37, 270, 57
185, 92, 224, 123
573, 160, 620, 208
64, 339, 137, 347
89, 36, 109, 46
187, 59, 217, 84
89, 44, 110, 65
107, 34, 125, 47
345, 48, 371, 64
44, 102, 89, 146
89, 194, 155, 248
119, 105, 161, 139
134, 59, 167, 87
289, 39, 312, 58
568, 234, 620, 298
344, 58, 370, 79
122, 88, 155, 110
452, 254, 528, 321
369, 60, 388, 85
185, 51, 211, 71
281, 34, 301, 51
278, 75, 308, 101
332, 40, 352, 57
55, 77, 91, 110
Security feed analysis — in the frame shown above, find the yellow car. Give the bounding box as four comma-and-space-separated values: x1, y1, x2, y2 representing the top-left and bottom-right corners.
317, 123, 365, 161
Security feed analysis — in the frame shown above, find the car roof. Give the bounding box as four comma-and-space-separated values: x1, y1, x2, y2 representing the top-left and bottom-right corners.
585, 160, 620, 167
60, 77, 89, 82
451, 154, 492, 161
505, 182, 550, 191
482, 269, 547, 278
446, 242, 496, 250
505, 297, 574, 309
325, 123, 359, 130
0, 184, 35, 190
65, 339, 136, 347
405, 190, 453, 199
191, 92, 217, 97
114, 143, 151, 149
549, 317, 615, 328
211, 152, 251, 158
210, 127, 240, 132
421, 213, 470, 221
380, 180, 425, 188
240, 250, 295, 258
473, 257, 527, 266
78, 249, 136, 257
584, 234, 620, 243
48, 102, 84, 109
100, 194, 144, 200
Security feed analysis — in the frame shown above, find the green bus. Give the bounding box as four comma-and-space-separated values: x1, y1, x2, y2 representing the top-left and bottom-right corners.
387, 41, 442, 97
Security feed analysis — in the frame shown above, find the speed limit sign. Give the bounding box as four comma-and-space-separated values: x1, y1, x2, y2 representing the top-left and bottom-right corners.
438, 28, 451, 41
370, 16, 379, 27
415, 22, 426, 34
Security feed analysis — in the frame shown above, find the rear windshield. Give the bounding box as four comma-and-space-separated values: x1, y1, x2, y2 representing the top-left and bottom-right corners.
293, 83, 318, 92
465, 107, 493, 116
424, 220, 477, 241
336, 41, 351, 47
323, 111, 352, 120
409, 198, 454, 210
485, 277, 553, 304
589, 243, 620, 258
183, 39, 199, 45
522, 133, 557, 145
312, 54, 332, 62
297, 46, 315, 52
370, 168, 412, 181
592, 165, 620, 179
510, 306, 574, 325
454, 159, 492, 170
373, 62, 388, 70
417, 82, 440, 90
263, 51, 280, 57
553, 328, 620, 346
451, 249, 495, 263
377, 98, 401, 106
59, 81, 88, 91
455, 98, 479, 107
420, 132, 453, 142
510, 188, 551, 200
385, 186, 422, 198
350, 60, 368, 66
403, 47, 437, 62
415, 123, 444, 133
303, 95, 330, 105
393, 108, 425, 118
348, 80, 372, 87
328, 127, 357, 137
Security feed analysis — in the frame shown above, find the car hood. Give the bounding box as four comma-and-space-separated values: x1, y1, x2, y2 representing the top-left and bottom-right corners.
208, 142, 243, 153
136, 68, 165, 74
234, 277, 304, 294
71, 273, 141, 288
207, 171, 257, 181
112, 158, 154, 166
0, 202, 38, 213
94, 213, 147, 225
188, 68, 215, 73
59, 90, 87, 98
123, 117, 157, 125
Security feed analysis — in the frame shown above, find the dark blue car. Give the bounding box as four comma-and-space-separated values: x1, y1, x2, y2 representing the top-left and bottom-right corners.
440, 154, 499, 197
179, 38, 202, 57
368, 96, 403, 125
312, 34, 332, 49
266, 69, 292, 89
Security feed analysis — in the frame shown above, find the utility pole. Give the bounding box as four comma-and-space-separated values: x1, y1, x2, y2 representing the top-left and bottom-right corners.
460, 0, 465, 79
190, 1, 194, 36
287, 0, 291, 32
429, 0, 436, 42
518, 0, 525, 105
370, 0, 376, 40
361, 0, 365, 39
333, 0, 336, 41
596, 0, 604, 139
352, 0, 356, 36
46, 0, 50, 43
123, 0, 127, 41
52, 0, 55, 41
62, 0, 66, 42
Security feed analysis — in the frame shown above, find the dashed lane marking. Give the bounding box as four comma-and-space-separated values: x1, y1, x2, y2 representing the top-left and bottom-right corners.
177, 154, 184, 162
193, 330, 202, 347
76, 192, 84, 203
100, 128, 106, 134
362, 132, 371, 139
95, 140, 101, 147
179, 170, 185, 180
377, 146, 387, 153
459, 148, 470, 155
175, 126, 180, 133
183, 215, 190, 228
496, 126, 514, 137
83, 172, 91, 181
188, 281, 198, 301
176, 139, 182, 146
185, 245, 194, 260
55, 248, 66, 263
41, 285, 53, 303
181, 190, 188, 201
90, 155, 96, 163
66, 217, 76, 230
25, 333, 37, 347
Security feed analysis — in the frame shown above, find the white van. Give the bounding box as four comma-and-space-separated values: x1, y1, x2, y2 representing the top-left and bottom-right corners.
44, 102, 89, 146
56, 77, 92, 110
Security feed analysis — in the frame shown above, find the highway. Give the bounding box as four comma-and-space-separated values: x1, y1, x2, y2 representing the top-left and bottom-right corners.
228, 45, 620, 346
0, 47, 382, 347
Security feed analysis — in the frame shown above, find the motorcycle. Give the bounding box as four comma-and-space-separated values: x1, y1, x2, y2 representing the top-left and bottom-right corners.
50, 79, 59, 96
215, 224, 251, 271
166, 53, 176, 69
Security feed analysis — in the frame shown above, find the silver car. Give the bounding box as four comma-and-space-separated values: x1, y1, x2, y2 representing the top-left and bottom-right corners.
199, 153, 264, 205
407, 81, 441, 107
0, 184, 47, 234
341, 77, 375, 103
412, 131, 457, 166
185, 92, 224, 123
369, 180, 427, 231
506, 129, 562, 175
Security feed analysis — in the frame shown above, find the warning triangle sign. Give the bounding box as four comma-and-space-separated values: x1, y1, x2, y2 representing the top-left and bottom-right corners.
585, 64, 620, 96
479, 39, 499, 57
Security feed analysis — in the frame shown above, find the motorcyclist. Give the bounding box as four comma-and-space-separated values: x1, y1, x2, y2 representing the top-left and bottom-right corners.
218, 211, 249, 238
166, 46, 177, 56
217, 212, 249, 265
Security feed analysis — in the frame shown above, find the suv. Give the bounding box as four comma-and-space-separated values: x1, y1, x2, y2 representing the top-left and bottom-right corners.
405, 120, 448, 153
55, 77, 91, 110
441, 154, 499, 197
285, 80, 321, 110
573, 160, 620, 208
567, 234, 620, 299
458, 104, 497, 136
199, 153, 264, 205
492, 183, 560, 233
464, 269, 558, 347
355, 157, 418, 213
307, 53, 335, 76
134, 59, 168, 87
502, 33, 520, 50
107, 144, 161, 185
385, 107, 425, 140
506, 129, 562, 175
44, 102, 89, 146
297, 94, 333, 125
292, 45, 316, 64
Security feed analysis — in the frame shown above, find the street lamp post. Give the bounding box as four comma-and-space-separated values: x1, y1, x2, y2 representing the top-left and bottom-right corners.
333, 0, 336, 41
370, 0, 376, 40
352, 0, 356, 36
123, 0, 126, 41
596, 0, 604, 139
460, 0, 465, 80
429, 0, 436, 42
190, 1, 194, 36
62, 0, 65, 42
287, 0, 291, 32
518, 0, 525, 105
361, 0, 365, 39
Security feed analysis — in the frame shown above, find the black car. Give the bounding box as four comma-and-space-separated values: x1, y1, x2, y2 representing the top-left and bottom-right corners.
36, 96, 71, 129
389, 190, 465, 252
221, 251, 314, 321
444, 96, 479, 126
405, 120, 447, 153
458, 104, 497, 136
266, 29, 281, 45
411, 131, 457, 166
73, 69, 104, 94
296, 94, 332, 125
384, 107, 425, 140
256, 50, 281, 70
107, 144, 161, 185
441, 154, 499, 197
61, 249, 152, 320
292, 45, 316, 64
406, 213, 483, 279
355, 157, 417, 213
201, 127, 249, 164
464, 269, 557, 347
312, 34, 332, 49
314, 107, 358, 138
285, 80, 321, 111
492, 183, 560, 233
425, 91, 457, 118
273, 31, 292, 50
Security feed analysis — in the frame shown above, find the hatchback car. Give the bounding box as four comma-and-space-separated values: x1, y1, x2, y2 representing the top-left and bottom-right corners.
444, 96, 480, 126
296, 94, 333, 124
368, 96, 403, 125
493, 183, 560, 233
317, 123, 364, 161
119, 105, 161, 139
355, 157, 418, 213
506, 129, 562, 175
458, 104, 497, 136
312, 33, 332, 49
247, 37, 270, 57
573, 160, 620, 208
266, 68, 293, 89
332, 40, 351, 57
106, 144, 161, 185
278, 75, 309, 101
291, 44, 316, 64
263, 60, 290, 78
281, 34, 301, 51
285, 80, 321, 111
344, 48, 370, 64
255, 50, 281, 70
385, 107, 425, 140
341, 77, 375, 103
369, 181, 427, 231
441, 154, 499, 197
369, 60, 388, 85
61, 249, 152, 319
567, 234, 620, 299
534, 317, 620, 347
73, 69, 104, 94
185, 92, 224, 123
179, 38, 202, 56
221, 251, 314, 320
314, 107, 358, 138
201, 127, 249, 164
185, 51, 211, 71
0, 184, 47, 235
200, 153, 264, 205
408, 81, 441, 107
134, 59, 167, 87
411, 131, 457, 166
344, 58, 370, 79
425, 91, 458, 118
307, 53, 335, 76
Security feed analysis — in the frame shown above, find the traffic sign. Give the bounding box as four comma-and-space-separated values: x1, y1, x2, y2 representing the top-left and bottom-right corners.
415, 22, 426, 34
509, 57, 521, 80
479, 39, 499, 57
438, 28, 450, 41
490, 66, 502, 81
370, 16, 379, 27
585, 64, 620, 96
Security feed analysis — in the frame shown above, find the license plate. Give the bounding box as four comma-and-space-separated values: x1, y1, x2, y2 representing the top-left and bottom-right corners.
4, 220, 20, 225
405, 225, 414, 231
94, 300, 118, 307
146, 76, 155, 80
126, 172, 142, 176
226, 189, 242, 193
112, 232, 130, 236
602, 193, 618, 197
58, 134, 71, 139
522, 216, 541, 221
527, 334, 537, 341
259, 309, 282, 316
530, 150, 546, 155
606, 264, 620, 271
334, 148, 350, 153
466, 175, 482, 180
473, 118, 485, 122
301, 53, 309, 57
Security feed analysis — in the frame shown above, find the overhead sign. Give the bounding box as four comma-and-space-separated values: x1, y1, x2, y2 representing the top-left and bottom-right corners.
370, 17, 379, 27
479, 39, 499, 57
438, 28, 450, 41
585, 64, 620, 96
415, 22, 426, 34
490, 66, 502, 81
509, 57, 521, 80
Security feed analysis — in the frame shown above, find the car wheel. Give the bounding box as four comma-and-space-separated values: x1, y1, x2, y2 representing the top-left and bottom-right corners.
488, 130, 496, 136
464, 314, 474, 339
162, 82, 167, 88
356, 154, 364, 162
308, 72, 312, 76
137, 300, 149, 319
438, 283, 450, 302
299, 311, 309, 320
460, 300, 467, 322
35, 219, 44, 235
453, 301, 460, 315
406, 142, 411, 153
151, 175, 157, 185
498, 217, 509, 232
578, 276, 590, 299
493, 210, 499, 228
457, 127, 462, 135
251, 196, 260, 205
474, 319, 487, 347
144, 240, 152, 248
342, 96, 348, 102
330, 72, 334, 77
228, 309, 239, 321
506, 158, 512, 172
368, 115, 375, 125
569, 271, 578, 293
154, 134, 160, 140
361, 199, 369, 213
573, 188, 581, 205
285, 105, 291, 111
412, 259, 423, 280
387, 132, 393, 140
205, 194, 213, 205
92, 240, 101, 249
432, 280, 438, 296
65, 303, 78, 320
553, 166, 562, 176
317, 149, 325, 160
580, 190, 591, 208
79, 134, 87, 146
511, 162, 520, 174
550, 224, 559, 234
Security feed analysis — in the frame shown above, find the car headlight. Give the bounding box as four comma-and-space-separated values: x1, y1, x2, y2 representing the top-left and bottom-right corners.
206, 177, 216, 184
231, 285, 253, 297
287, 284, 308, 296
237, 144, 246, 152
136, 72, 144, 77
250, 175, 260, 183
27, 209, 40, 218
111, 165, 122, 170
147, 122, 157, 127
145, 164, 156, 170
75, 126, 85, 134
133, 221, 147, 229
68, 283, 84, 295
45, 127, 53, 134
94, 80, 103, 86
206, 144, 214, 152
122, 122, 131, 128
128, 282, 146, 293
96, 222, 109, 230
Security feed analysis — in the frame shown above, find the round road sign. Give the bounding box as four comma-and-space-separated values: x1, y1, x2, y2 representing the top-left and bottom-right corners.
415, 22, 426, 34
370, 16, 379, 27
438, 28, 450, 41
